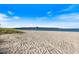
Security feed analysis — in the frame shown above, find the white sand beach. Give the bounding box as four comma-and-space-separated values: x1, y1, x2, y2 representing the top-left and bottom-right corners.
0, 30, 79, 54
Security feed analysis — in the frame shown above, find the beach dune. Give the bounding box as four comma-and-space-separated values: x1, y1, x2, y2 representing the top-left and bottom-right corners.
0, 30, 79, 54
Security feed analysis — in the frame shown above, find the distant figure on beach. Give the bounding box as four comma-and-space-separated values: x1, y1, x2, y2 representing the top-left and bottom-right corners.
36, 26, 39, 29
0, 24, 1, 28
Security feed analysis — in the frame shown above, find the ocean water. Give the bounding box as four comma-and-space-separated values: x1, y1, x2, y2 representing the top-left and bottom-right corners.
16, 27, 79, 32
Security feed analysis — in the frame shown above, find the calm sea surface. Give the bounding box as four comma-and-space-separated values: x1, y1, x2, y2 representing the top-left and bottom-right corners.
16, 28, 79, 32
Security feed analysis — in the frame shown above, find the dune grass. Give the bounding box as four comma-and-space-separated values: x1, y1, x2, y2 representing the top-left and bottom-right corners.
0, 28, 24, 35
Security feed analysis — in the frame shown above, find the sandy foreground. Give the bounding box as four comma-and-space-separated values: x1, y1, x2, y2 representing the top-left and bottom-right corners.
0, 30, 79, 54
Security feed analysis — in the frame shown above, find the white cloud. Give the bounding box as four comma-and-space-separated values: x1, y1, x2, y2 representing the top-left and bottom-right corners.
1, 12, 79, 28
0, 13, 20, 21
47, 11, 52, 14
59, 5, 79, 13
59, 5, 74, 12
13, 16, 20, 19
47, 11, 52, 16
44, 13, 79, 28
0, 13, 8, 17
8, 11, 14, 15
0, 13, 22, 28
53, 13, 79, 22
0, 13, 9, 21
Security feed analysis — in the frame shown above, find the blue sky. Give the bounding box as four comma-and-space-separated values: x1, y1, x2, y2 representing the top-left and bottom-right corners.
0, 4, 79, 28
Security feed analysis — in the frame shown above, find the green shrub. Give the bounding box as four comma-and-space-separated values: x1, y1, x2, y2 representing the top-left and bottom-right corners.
0, 28, 24, 35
